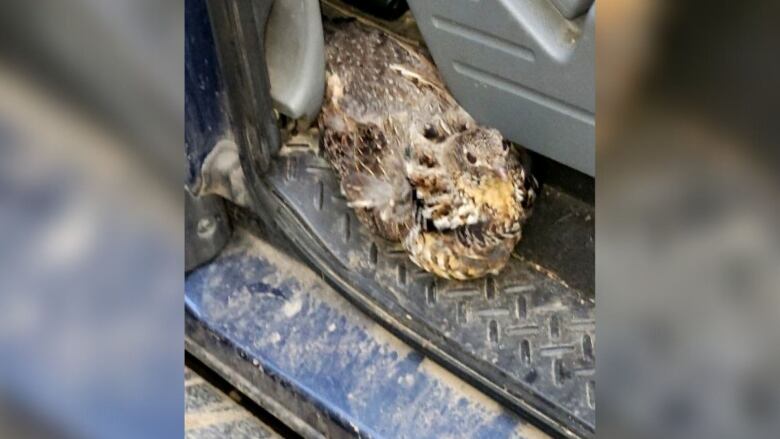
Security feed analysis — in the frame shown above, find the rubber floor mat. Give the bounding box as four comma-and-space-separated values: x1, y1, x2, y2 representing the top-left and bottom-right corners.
248, 145, 594, 438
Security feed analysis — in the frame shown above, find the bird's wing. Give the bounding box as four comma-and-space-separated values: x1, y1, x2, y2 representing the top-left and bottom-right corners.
321, 103, 413, 219
506, 153, 538, 213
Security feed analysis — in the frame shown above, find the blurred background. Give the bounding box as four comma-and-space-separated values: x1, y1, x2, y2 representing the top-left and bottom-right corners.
0, 0, 778, 437
0, 1, 183, 438
598, 0, 780, 438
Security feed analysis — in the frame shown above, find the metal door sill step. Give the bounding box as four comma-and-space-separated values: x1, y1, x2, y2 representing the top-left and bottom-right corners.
186, 228, 550, 438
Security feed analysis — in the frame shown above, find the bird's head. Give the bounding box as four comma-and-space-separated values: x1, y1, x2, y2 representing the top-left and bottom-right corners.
452, 127, 512, 179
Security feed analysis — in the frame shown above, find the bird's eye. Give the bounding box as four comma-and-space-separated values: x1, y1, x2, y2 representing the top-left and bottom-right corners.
466, 152, 477, 164
502, 141, 510, 151
423, 124, 438, 140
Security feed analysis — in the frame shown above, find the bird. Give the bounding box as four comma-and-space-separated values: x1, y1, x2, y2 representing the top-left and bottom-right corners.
318, 19, 537, 280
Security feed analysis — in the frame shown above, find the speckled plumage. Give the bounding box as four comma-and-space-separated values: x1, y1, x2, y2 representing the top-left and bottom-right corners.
319, 20, 537, 279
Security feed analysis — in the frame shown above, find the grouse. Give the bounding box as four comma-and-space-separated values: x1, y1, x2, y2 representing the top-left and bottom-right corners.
319, 20, 537, 280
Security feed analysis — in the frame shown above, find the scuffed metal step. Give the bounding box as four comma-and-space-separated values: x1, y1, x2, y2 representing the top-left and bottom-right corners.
185, 228, 549, 439
241, 145, 595, 438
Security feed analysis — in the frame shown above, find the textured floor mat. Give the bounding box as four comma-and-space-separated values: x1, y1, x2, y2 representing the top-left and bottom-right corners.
245, 144, 595, 438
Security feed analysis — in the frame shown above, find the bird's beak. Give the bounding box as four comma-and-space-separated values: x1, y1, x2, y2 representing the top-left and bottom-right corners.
494, 167, 508, 179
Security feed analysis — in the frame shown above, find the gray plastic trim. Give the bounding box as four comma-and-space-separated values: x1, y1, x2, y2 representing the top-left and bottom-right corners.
265, 0, 325, 120
551, 0, 594, 19
408, 0, 595, 175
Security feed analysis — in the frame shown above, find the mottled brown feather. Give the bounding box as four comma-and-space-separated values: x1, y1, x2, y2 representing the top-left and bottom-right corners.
318, 20, 536, 279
